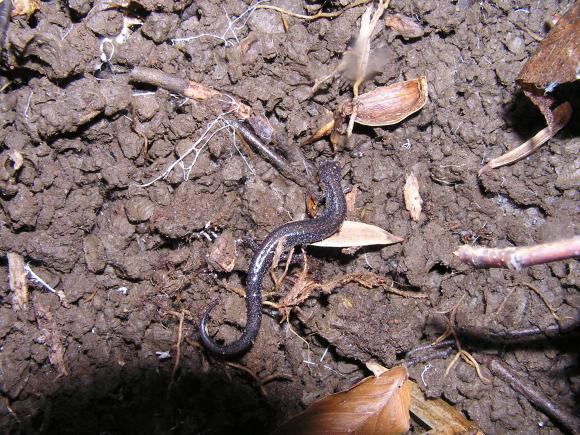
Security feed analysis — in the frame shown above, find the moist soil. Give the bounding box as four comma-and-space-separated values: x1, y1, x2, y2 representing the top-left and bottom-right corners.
0, 0, 579, 434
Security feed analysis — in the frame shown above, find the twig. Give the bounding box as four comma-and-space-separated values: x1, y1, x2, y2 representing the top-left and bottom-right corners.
129, 67, 221, 100
169, 310, 186, 391
227, 117, 310, 188
433, 295, 489, 383
478, 355, 580, 433
455, 236, 580, 270
256, 0, 371, 20
519, 281, 561, 321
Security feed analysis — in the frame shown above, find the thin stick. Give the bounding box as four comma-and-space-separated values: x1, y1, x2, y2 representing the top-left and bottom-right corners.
479, 355, 580, 433
256, 0, 371, 21
169, 310, 185, 391
455, 236, 580, 270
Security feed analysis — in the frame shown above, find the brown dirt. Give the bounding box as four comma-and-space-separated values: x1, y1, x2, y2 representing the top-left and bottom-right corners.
1, 0, 578, 434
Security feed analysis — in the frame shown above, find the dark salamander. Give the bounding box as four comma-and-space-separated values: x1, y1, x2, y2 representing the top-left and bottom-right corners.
200, 160, 347, 356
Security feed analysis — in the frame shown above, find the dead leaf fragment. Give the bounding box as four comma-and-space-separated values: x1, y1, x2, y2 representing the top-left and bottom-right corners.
404, 172, 422, 221
480, 101, 572, 173
516, 2, 578, 128
409, 381, 483, 434
7, 252, 28, 311
34, 298, 69, 377
207, 232, 237, 272
274, 366, 410, 435
11, 0, 40, 17
311, 220, 403, 247
345, 77, 428, 126
385, 14, 425, 39
516, 2, 579, 91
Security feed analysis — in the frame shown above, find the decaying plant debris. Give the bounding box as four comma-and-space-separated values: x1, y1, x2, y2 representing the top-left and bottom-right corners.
0, 0, 578, 434
274, 366, 410, 435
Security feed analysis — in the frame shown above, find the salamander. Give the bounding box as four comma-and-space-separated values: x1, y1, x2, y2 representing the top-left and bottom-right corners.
199, 160, 347, 356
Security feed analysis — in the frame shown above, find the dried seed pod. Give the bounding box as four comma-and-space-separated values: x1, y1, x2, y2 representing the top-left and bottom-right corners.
404, 172, 422, 222
384, 14, 425, 39
125, 197, 155, 223
345, 77, 428, 126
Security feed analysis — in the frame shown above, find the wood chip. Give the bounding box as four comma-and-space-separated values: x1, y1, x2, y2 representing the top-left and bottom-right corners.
7, 252, 28, 311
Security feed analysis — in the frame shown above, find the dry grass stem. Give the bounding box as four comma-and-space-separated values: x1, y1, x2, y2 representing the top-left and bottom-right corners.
256, 0, 372, 21
520, 281, 561, 321
168, 310, 186, 391
480, 101, 572, 173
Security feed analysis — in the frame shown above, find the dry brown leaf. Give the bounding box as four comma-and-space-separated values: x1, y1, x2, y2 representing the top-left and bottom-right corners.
404, 172, 422, 222
274, 366, 410, 435
11, 0, 40, 17
516, 3, 578, 128
480, 101, 572, 173
311, 220, 403, 248
7, 252, 28, 311
344, 77, 428, 126
409, 381, 483, 434
517, 2, 579, 91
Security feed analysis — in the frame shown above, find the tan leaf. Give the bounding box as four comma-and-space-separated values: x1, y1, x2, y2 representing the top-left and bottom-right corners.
274, 366, 410, 435
404, 172, 422, 221
409, 381, 483, 434
311, 220, 403, 248
11, 0, 40, 17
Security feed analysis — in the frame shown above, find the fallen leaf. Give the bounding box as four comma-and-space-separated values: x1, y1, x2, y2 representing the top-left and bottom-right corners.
404, 172, 422, 222
517, 2, 579, 91
409, 381, 483, 434
7, 252, 28, 311
516, 2, 579, 128
273, 366, 410, 435
311, 220, 403, 247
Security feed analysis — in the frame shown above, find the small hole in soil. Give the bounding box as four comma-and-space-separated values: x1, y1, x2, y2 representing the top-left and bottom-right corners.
28, 15, 39, 29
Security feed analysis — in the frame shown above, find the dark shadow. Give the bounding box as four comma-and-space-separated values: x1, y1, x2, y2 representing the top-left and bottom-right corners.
3, 361, 281, 435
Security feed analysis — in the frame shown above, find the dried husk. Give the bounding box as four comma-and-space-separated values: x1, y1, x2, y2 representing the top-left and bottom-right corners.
346, 77, 428, 126
404, 172, 422, 221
